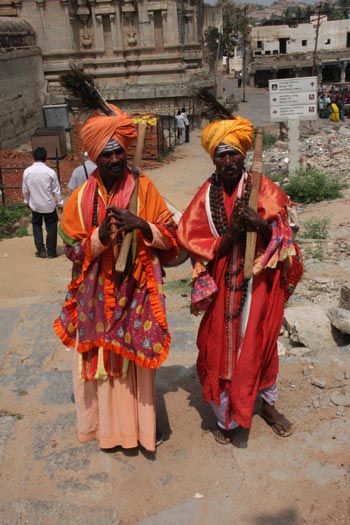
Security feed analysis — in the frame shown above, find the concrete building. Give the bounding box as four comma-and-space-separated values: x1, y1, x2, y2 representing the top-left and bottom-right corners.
0, 0, 218, 148
249, 17, 350, 87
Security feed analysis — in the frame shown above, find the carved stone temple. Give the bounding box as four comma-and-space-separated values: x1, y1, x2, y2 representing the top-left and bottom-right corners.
1, 0, 215, 147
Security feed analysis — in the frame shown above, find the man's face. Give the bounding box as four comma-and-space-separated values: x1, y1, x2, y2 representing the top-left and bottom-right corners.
96, 144, 127, 183
213, 147, 245, 187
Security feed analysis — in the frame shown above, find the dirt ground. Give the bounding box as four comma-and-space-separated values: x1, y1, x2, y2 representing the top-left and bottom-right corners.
1, 95, 350, 524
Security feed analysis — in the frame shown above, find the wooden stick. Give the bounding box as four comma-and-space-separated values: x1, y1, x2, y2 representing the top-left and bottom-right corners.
114, 123, 146, 273
243, 128, 263, 280
133, 123, 147, 168
114, 175, 138, 273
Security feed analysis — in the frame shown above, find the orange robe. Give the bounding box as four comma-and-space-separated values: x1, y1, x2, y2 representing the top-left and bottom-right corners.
54, 169, 177, 450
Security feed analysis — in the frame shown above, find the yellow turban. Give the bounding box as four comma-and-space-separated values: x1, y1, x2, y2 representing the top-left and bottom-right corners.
201, 116, 254, 159
81, 104, 137, 163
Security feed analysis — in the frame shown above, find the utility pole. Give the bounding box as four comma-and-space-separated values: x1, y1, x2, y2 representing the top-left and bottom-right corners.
241, 5, 248, 102
214, 33, 221, 98
312, 3, 322, 77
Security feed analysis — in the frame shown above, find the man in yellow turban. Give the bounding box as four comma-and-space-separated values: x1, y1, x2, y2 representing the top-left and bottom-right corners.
54, 104, 178, 453
177, 116, 302, 443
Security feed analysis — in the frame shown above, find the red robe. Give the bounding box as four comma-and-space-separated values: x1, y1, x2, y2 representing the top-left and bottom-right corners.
177, 173, 293, 428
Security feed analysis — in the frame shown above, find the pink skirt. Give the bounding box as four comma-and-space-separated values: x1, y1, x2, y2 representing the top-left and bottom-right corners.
73, 351, 156, 451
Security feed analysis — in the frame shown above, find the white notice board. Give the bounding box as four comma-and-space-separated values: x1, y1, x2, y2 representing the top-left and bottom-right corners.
269, 77, 318, 121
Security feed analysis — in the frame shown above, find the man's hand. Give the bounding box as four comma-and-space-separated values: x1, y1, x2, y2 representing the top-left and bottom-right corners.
108, 207, 153, 243
238, 202, 272, 244
229, 199, 243, 238
98, 211, 117, 246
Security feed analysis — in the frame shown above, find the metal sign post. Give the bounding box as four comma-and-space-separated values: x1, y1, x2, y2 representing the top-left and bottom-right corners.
269, 76, 317, 174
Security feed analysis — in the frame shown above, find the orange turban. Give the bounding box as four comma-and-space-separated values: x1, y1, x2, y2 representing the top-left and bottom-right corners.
201, 116, 254, 159
81, 104, 137, 162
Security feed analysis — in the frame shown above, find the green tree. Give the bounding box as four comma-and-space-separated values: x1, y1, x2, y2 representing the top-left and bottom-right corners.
217, 0, 246, 56
204, 26, 221, 71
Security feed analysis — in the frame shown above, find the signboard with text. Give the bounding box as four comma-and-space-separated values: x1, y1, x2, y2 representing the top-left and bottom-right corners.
269, 77, 318, 121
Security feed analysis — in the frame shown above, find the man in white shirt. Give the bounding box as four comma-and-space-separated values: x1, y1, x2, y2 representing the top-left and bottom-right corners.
175, 110, 186, 144
22, 147, 64, 258
181, 107, 190, 143
67, 152, 97, 192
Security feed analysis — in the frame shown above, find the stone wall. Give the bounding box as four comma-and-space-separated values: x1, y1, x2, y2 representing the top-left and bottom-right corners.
0, 17, 45, 149
14, 0, 212, 113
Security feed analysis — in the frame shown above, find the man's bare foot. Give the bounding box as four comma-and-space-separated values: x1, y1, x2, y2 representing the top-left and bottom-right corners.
261, 401, 293, 437
212, 425, 234, 444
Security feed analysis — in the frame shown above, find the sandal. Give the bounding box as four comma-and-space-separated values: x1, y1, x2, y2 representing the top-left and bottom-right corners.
213, 426, 233, 444
261, 404, 293, 438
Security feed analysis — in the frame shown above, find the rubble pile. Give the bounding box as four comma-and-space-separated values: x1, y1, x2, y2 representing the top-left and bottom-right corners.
247, 123, 350, 181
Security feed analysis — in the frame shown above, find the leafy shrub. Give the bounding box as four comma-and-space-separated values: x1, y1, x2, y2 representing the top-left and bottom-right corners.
254, 129, 277, 149
164, 278, 191, 295
301, 216, 330, 239
302, 243, 324, 261
14, 226, 28, 237
282, 167, 344, 203
0, 205, 31, 240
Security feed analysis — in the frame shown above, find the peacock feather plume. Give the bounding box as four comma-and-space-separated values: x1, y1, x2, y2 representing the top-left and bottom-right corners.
59, 64, 115, 116
192, 87, 233, 121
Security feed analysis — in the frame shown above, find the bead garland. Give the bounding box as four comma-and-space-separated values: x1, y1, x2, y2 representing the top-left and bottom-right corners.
92, 182, 123, 249
92, 184, 99, 227
209, 171, 252, 320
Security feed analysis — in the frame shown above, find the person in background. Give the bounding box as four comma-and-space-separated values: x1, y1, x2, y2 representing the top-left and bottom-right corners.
67, 151, 97, 192
54, 103, 178, 453
22, 146, 63, 258
175, 109, 186, 145
177, 116, 302, 443
330, 100, 340, 122
181, 107, 190, 143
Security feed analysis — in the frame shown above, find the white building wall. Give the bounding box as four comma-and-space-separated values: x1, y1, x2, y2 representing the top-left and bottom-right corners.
252, 19, 350, 56
318, 19, 350, 50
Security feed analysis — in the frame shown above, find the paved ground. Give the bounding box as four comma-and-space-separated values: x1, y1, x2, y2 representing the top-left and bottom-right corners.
1, 87, 350, 525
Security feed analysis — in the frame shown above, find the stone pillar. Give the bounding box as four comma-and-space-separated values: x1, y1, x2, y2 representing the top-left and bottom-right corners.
95, 14, 104, 49
340, 61, 347, 83
60, 0, 74, 48
35, 0, 48, 50
161, 10, 167, 45
113, 5, 123, 49
193, 6, 198, 43
148, 12, 155, 47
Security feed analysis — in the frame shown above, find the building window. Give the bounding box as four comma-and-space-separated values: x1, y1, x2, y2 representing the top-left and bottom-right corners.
347, 32, 350, 48
265, 50, 271, 55
257, 40, 262, 49
325, 39, 331, 45
254, 51, 262, 55
302, 40, 307, 46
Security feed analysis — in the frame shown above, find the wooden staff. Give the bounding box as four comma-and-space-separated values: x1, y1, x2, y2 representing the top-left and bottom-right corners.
243, 128, 263, 280
115, 123, 147, 273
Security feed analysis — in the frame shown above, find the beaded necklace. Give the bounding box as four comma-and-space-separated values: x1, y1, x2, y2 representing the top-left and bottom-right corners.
209, 170, 252, 320
92, 181, 123, 248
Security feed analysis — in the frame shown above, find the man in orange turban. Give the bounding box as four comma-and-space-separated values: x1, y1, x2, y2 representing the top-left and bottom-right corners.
177, 116, 302, 443
54, 104, 178, 453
